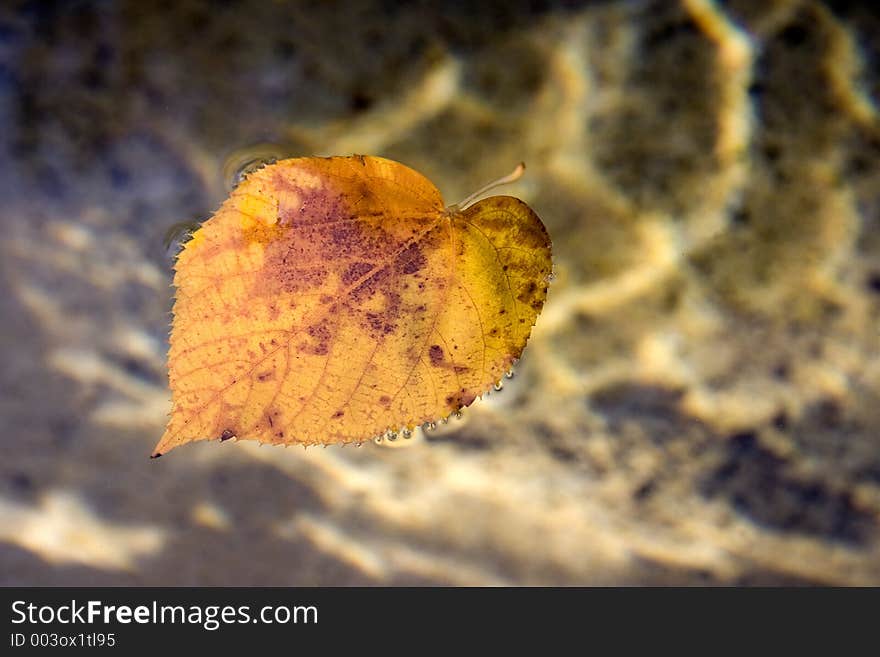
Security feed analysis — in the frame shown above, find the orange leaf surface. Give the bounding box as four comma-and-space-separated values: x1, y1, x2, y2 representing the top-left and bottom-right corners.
153, 156, 551, 457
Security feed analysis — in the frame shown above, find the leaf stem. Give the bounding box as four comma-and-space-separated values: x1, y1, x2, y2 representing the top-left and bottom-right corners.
449, 162, 526, 212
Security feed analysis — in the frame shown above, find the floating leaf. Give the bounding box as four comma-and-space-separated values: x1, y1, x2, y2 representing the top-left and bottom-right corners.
152, 156, 551, 457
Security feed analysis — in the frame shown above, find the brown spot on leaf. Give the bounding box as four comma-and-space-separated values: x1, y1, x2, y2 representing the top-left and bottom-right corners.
395, 243, 427, 275
303, 318, 334, 355
517, 280, 538, 303
429, 344, 444, 366
342, 261, 375, 286
361, 288, 402, 337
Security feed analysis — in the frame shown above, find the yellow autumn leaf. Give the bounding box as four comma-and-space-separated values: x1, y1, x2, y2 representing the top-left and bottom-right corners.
153, 156, 551, 457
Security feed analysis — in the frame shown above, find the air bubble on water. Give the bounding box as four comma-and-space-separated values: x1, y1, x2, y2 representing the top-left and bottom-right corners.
494, 380, 504, 392
440, 417, 448, 425
386, 430, 398, 442
402, 428, 412, 439
546, 265, 557, 283
505, 369, 515, 379
453, 410, 463, 420
422, 421, 437, 432
374, 435, 384, 445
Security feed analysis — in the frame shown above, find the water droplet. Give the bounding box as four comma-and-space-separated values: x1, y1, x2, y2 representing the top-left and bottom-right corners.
494, 380, 504, 392
222, 143, 289, 192
402, 428, 412, 439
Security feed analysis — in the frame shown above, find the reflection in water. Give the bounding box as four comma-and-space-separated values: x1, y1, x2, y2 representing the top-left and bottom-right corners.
162, 220, 203, 264
221, 143, 292, 193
